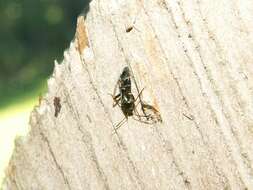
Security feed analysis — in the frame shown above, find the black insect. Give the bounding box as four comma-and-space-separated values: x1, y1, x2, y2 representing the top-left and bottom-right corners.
111, 67, 145, 131
111, 66, 163, 133
53, 97, 61, 117
112, 67, 135, 116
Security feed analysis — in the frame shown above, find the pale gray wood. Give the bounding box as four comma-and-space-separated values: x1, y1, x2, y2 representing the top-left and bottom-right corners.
2, 0, 253, 189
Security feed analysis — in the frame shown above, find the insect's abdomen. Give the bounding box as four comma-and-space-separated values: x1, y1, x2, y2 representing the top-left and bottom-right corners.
121, 93, 135, 117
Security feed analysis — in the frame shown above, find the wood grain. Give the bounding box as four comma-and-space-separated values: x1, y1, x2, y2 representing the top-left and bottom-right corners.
2, 0, 253, 189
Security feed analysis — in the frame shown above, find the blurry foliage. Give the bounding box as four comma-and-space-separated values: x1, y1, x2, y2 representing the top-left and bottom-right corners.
0, 0, 90, 108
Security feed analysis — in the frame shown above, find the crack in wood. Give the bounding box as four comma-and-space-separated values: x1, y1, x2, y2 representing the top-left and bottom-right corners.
141, 1, 233, 188
62, 87, 111, 190
39, 131, 72, 190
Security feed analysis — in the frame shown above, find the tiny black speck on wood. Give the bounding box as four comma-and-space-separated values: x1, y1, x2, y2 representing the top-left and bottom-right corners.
126, 26, 133, 33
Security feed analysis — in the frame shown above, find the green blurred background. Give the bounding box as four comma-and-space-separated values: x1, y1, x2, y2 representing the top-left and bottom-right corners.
0, 0, 89, 186
0, 0, 89, 107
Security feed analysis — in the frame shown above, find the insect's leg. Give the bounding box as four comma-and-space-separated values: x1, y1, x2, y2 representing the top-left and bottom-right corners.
134, 108, 147, 118
109, 93, 121, 107
112, 94, 121, 107
132, 115, 153, 124
133, 97, 148, 121
134, 87, 152, 118
133, 107, 153, 123
141, 103, 159, 112
134, 88, 145, 102
134, 98, 142, 108
112, 117, 127, 134
113, 79, 120, 97
133, 102, 153, 124
133, 104, 143, 121
109, 79, 121, 107
133, 87, 150, 119
134, 96, 156, 123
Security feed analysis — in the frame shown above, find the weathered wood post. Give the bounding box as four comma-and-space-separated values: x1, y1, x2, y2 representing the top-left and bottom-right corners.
2, 0, 253, 189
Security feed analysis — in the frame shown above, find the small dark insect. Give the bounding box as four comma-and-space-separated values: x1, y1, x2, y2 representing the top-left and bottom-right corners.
125, 14, 141, 33
111, 67, 135, 117
53, 97, 61, 117
126, 26, 134, 33
111, 66, 163, 133
126, 25, 141, 33
110, 67, 146, 131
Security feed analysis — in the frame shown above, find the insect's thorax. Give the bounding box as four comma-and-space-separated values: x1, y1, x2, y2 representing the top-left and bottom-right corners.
120, 74, 131, 89
119, 72, 131, 93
